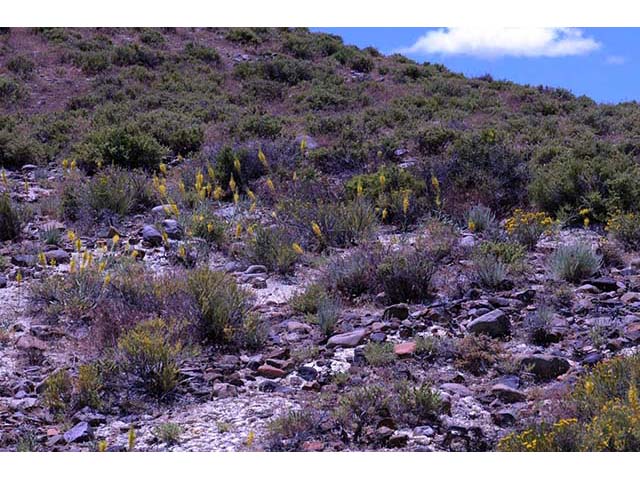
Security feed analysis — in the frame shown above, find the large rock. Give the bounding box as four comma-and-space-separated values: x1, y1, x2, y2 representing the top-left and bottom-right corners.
257, 364, 287, 379
162, 219, 183, 240
142, 225, 163, 246
63, 422, 93, 443
394, 341, 416, 357
584, 276, 619, 292
44, 249, 70, 264
467, 309, 510, 338
327, 328, 367, 347
520, 354, 570, 380
491, 383, 526, 403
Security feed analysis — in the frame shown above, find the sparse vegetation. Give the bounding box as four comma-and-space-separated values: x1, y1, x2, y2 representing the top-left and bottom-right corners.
548, 242, 602, 283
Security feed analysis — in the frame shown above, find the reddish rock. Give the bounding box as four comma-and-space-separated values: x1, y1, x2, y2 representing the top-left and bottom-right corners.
257, 364, 287, 379
394, 341, 416, 356
302, 440, 324, 452
16, 335, 47, 351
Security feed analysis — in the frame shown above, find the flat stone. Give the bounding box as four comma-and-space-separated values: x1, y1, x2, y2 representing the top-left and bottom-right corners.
63, 422, 94, 444
11, 254, 36, 267
212, 383, 238, 399
162, 219, 183, 240
586, 277, 619, 292
44, 249, 70, 264
16, 335, 47, 351
491, 383, 526, 403
520, 354, 570, 380
492, 409, 516, 427
327, 328, 367, 348
394, 341, 416, 357
467, 309, 510, 338
622, 292, 640, 304
440, 383, 473, 397
245, 265, 268, 275
257, 364, 287, 379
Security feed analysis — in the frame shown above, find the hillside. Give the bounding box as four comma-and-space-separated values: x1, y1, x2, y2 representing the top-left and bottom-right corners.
1, 27, 640, 452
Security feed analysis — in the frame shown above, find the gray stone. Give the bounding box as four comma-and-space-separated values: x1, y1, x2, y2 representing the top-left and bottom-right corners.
0, 275, 7, 288
11, 254, 36, 267
491, 383, 526, 403
44, 249, 70, 264
327, 328, 367, 347
142, 225, 163, 246
212, 383, 238, 399
162, 219, 183, 240
520, 354, 570, 380
467, 309, 510, 338
63, 422, 94, 443
245, 265, 268, 275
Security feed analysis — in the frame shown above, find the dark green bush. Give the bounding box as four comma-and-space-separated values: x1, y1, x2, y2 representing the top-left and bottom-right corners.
245, 225, 299, 274
7, 55, 35, 79
0, 194, 20, 241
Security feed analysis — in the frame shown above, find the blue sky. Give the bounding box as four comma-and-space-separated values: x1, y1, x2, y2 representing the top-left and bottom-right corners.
313, 28, 637, 104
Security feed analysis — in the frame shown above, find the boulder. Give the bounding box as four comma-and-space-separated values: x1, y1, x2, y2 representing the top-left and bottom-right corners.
162, 219, 183, 240
141, 225, 163, 246
44, 249, 70, 264
520, 354, 570, 380
383, 303, 409, 321
467, 309, 510, 338
63, 422, 94, 444
327, 329, 367, 348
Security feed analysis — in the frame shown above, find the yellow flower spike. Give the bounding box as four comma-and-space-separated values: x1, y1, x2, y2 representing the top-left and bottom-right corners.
583, 217, 590, 228
132, 249, 138, 259
67, 230, 76, 242
75, 238, 82, 252
292, 243, 304, 255
379, 174, 386, 189
402, 192, 410, 215
198, 188, 206, 201
38, 252, 47, 267
97, 440, 108, 452
246, 430, 255, 447
300, 138, 307, 153
233, 156, 241, 174
70, 258, 76, 273
233, 192, 240, 204
112, 234, 120, 245
258, 149, 268, 169
158, 184, 167, 197
207, 223, 214, 233
235, 223, 243, 238
249, 202, 256, 212
162, 231, 169, 244
178, 181, 186, 195
24, 180, 29, 193
61, 158, 69, 170
49, 258, 57, 267
381, 208, 388, 221
16, 270, 22, 284
213, 186, 223, 200
178, 245, 186, 258
159, 163, 167, 175
104, 273, 111, 286
163, 205, 172, 215
266, 178, 275, 192
247, 189, 256, 202
311, 222, 322, 239
195, 171, 204, 191
98, 260, 107, 273
468, 220, 476, 232
97, 160, 103, 169
247, 225, 254, 235
431, 175, 441, 208
207, 166, 216, 180
170, 203, 179, 216
206, 183, 212, 197
356, 179, 363, 197
229, 177, 237, 193
70, 159, 77, 170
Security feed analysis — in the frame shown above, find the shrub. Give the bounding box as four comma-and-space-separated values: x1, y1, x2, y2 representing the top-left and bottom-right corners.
76, 125, 169, 170
316, 296, 340, 338
237, 114, 283, 139
0, 194, 20, 241
7, 55, 35, 79
473, 252, 508, 290
42, 369, 73, 412
186, 267, 253, 345
291, 283, 329, 315
0, 76, 26, 105
117, 318, 182, 398
465, 204, 496, 233
395, 381, 442, 423
86, 167, 155, 215
363, 342, 395, 367
417, 127, 457, 155
188, 206, 226, 246
499, 355, 640, 451
0, 125, 45, 167
322, 247, 380, 298
606, 211, 640, 250
548, 242, 602, 283
454, 334, 502, 375
225, 28, 264, 46
76, 363, 103, 409
266, 410, 317, 451
504, 209, 553, 249
476, 240, 526, 268
245, 225, 299, 274
523, 304, 556, 346
334, 384, 389, 441
154, 422, 182, 445
376, 247, 436, 304
184, 42, 220, 64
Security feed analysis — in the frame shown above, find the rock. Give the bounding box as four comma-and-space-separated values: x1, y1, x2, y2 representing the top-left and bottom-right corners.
212, 383, 238, 399
582, 352, 603, 366
250, 277, 268, 289
161, 219, 182, 240
21, 164, 38, 172
520, 354, 570, 380
327, 329, 367, 348
492, 409, 516, 427
11, 254, 36, 267
245, 265, 267, 275
586, 277, 620, 292
44, 249, 70, 264
383, 303, 409, 321
440, 383, 473, 397
370, 332, 386, 343
622, 292, 640, 304
257, 364, 287, 379
467, 309, 510, 338
151, 204, 174, 216
141, 225, 163, 246
16, 335, 47, 351
388, 432, 409, 448
458, 236, 476, 249
302, 440, 324, 452
491, 383, 526, 403
297, 366, 318, 381
394, 341, 416, 357
0, 275, 7, 288
63, 422, 93, 443
624, 322, 640, 342
295, 135, 319, 150
9, 397, 37, 410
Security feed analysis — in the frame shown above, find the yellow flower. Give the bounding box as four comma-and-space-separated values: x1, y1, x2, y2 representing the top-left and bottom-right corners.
233, 192, 240, 204
67, 230, 76, 242
266, 178, 275, 192
229, 177, 237, 193
207, 166, 216, 180
311, 222, 322, 239
98, 260, 107, 273
579, 208, 590, 216
468, 220, 476, 232
246, 430, 255, 447
381, 208, 388, 221
207, 223, 214, 233
70, 258, 77, 273
379, 174, 386, 189
300, 138, 307, 153
104, 273, 111, 286
75, 238, 82, 252
61, 158, 69, 169
258, 149, 268, 169
158, 184, 167, 197
247, 189, 256, 202
112, 234, 120, 245
233, 156, 241, 174
402, 192, 410, 215
16, 270, 22, 284
159, 163, 167, 175
583, 217, 590, 228
292, 243, 304, 255
235, 223, 243, 238
356, 179, 363, 197
213, 186, 224, 200
70, 159, 77, 170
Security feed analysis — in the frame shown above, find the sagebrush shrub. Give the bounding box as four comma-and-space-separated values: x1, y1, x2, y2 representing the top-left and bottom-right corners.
548, 242, 602, 283
377, 248, 436, 304
465, 204, 496, 233
0, 194, 20, 241
245, 225, 299, 274
473, 252, 508, 290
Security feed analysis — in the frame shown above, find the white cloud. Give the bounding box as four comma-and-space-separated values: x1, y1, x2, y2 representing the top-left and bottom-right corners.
397, 28, 600, 58
605, 55, 627, 65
